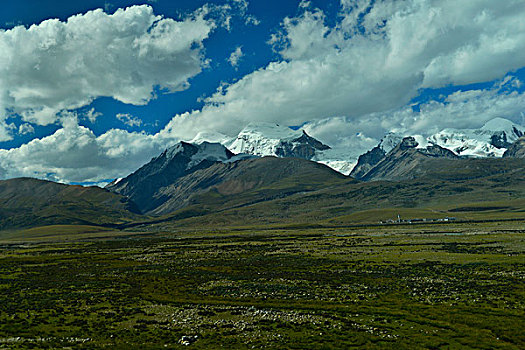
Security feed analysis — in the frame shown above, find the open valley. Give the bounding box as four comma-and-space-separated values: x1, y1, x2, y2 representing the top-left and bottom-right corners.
1, 220, 523, 349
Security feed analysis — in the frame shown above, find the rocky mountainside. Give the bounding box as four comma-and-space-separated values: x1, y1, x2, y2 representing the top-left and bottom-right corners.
503, 136, 525, 158
0, 178, 140, 229
147, 156, 349, 216
349, 146, 386, 179
351, 137, 459, 181
107, 139, 349, 215
144, 156, 525, 228
106, 141, 238, 213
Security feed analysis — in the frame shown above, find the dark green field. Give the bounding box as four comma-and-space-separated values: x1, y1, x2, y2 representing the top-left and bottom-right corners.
0, 220, 524, 349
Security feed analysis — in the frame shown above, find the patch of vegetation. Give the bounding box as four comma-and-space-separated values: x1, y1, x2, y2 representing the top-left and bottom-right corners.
0, 220, 523, 348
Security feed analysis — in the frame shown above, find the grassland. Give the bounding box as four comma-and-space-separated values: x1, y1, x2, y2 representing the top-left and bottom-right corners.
0, 220, 523, 349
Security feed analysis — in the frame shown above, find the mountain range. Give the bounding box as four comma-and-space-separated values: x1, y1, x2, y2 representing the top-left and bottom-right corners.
187, 118, 525, 176
107, 141, 348, 216
1, 118, 524, 231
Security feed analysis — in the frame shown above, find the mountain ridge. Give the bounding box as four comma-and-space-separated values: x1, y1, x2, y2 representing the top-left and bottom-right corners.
107, 141, 237, 213
503, 136, 525, 158
0, 177, 140, 230
351, 137, 459, 181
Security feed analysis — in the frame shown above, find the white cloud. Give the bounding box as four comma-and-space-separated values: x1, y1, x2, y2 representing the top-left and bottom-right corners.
228, 46, 244, 67
0, 5, 214, 138
116, 113, 142, 127
161, 0, 525, 140
18, 123, 34, 135
399, 87, 525, 135
305, 79, 525, 153
0, 119, 177, 183
299, 1, 311, 9
207, 0, 259, 31
85, 108, 102, 124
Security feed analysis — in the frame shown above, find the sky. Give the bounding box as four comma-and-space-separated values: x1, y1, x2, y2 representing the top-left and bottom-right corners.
0, 0, 525, 185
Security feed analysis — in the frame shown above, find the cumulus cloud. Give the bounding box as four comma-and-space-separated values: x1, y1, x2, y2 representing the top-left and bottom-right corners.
85, 108, 102, 124
0, 2, 263, 183
18, 123, 35, 135
0, 4, 214, 139
228, 46, 244, 67
116, 113, 142, 128
305, 78, 525, 151
0, 117, 176, 183
162, 0, 525, 140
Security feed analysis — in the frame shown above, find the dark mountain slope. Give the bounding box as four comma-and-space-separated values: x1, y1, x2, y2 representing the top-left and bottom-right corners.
0, 178, 140, 230
107, 141, 235, 213
355, 137, 459, 181
274, 130, 331, 159
150, 157, 525, 228
503, 136, 525, 158
349, 146, 386, 179
149, 156, 350, 215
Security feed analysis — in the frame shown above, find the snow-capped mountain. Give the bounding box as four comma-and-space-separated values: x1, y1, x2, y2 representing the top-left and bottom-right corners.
378, 133, 405, 153
369, 118, 524, 159
166, 141, 234, 169
228, 123, 365, 175
428, 118, 524, 158
225, 122, 357, 174
189, 131, 234, 146
106, 141, 236, 213
178, 117, 524, 177
351, 136, 459, 181
349, 117, 525, 179
227, 122, 328, 157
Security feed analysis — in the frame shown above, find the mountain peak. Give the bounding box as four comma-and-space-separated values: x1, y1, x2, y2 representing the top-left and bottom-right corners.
164, 141, 234, 165
398, 137, 419, 150
236, 122, 302, 141
379, 132, 404, 153
351, 135, 458, 181
228, 123, 329, 160
107, 141, 235, 213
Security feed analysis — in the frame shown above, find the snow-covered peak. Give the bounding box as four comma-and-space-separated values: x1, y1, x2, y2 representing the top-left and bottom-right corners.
413, 135, 431, 149
164, 142, 188, 159
477, 117, 524, 145
163, 141, 233, 169
226, 122, 361, 174
187, 142, 233, 168
428, 117, 524, 157
379, 133, 404, 153
194, 142, 232, 160
238, 122, 302, 140
428, 129, 504, 157
376, 133, 430, 154
228, 122, 303, 156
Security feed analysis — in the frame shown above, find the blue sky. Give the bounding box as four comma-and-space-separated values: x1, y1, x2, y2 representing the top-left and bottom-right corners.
0, 0, 525, 184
